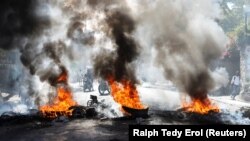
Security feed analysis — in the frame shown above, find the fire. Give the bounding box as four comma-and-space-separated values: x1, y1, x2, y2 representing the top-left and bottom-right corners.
40, 72, 77, 118
108, 76, 146, 110
57, 71, 67, 83
182, 96, 220, 114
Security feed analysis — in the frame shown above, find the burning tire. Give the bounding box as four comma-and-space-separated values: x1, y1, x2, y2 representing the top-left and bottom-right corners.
122, 106, 149, 118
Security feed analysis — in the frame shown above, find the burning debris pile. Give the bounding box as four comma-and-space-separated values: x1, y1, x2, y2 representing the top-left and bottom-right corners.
108, 78, 146, 112
39, 68, 77, 119
182, 97, 220, 115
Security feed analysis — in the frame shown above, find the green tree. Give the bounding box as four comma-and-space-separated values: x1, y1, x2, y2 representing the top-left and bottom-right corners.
219, 0, 245, 37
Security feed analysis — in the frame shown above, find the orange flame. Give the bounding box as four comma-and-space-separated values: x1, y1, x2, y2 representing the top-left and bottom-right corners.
182, 95, 220, 114
108, 77, 146, 110
40, 72, 77, 118
57, 71, 67, 83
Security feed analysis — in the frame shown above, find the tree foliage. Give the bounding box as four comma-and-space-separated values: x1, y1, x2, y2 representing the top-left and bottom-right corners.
219, 0, 247, 38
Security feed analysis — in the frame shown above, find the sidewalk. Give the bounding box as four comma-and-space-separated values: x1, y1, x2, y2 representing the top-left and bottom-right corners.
211, 95, 250, 108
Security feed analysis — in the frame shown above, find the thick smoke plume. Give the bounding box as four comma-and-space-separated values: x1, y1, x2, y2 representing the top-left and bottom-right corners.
0, 0, 50, 50
20, 41, 68, 86
0, 0, 96, 108
93, 9, 139, 84
135, 0, 228, 101
0, 0, 65, 86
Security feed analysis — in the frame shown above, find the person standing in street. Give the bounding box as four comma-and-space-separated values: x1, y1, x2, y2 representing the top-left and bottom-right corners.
230, 71, 240, 100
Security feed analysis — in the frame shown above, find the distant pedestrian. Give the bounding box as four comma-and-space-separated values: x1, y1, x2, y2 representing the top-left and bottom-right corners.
230, 71, 240, 100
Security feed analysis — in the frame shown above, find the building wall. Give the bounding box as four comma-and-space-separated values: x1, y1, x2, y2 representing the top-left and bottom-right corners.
0, 49, 19, 95
240, 45, 250, 101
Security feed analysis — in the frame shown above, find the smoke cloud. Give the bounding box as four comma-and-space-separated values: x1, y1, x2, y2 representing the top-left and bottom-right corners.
135, 0, 228, 101
0, 0, 229, 113
0, 0, 99, 108
0, 0, 50, 50
211, 67, 229, 91
93, 9, 139, 83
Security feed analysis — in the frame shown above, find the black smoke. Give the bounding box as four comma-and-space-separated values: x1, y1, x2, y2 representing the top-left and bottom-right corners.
0, 0, 50, 50
67, 17, 95, 46
0, 0, 70, 87
20, 40, 67, 86
94, 10, 139, 84
136, 0, 227, 102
